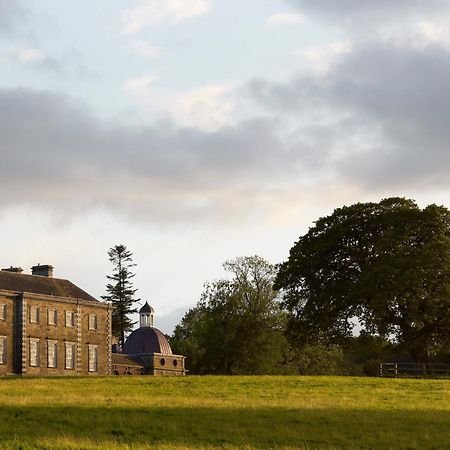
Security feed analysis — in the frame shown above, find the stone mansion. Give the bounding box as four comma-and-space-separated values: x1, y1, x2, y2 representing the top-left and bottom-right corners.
0, 265, 112, 376
0, 264, 185, 376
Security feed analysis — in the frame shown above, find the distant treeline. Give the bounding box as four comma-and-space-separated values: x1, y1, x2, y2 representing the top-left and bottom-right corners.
170, 198, 450, 375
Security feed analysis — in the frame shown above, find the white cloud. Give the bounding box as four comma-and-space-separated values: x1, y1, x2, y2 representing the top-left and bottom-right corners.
124, 79, 236, 131
418, 22, 444, 43
416, 21, 450, 48
4, 46, 45, 62
296, 41, 352, 76
129, 40, 164, 58
266, 12, 304, 26
173, 84, 236, 131
16, 47, 44, 62
121, 0, 210, 34
124, 74, 158, 95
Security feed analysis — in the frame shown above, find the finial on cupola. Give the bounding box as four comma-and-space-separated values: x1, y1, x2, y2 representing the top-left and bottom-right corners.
139, 302, 155, 328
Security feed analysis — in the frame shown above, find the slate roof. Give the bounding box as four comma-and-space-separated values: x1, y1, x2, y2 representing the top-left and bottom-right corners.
139, 301, 154, 314
123, 327, 172, 355
0, 270, 98, 302
112, 354, 145, 368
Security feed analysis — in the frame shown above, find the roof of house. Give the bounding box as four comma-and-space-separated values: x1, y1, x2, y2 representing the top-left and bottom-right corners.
0, 270, 98, 302
111, 354, 145, 368
123, 326, 172, 355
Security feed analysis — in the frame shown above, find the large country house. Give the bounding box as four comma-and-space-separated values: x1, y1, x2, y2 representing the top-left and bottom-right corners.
0, 264, 185, 376
0, 265, 112, 376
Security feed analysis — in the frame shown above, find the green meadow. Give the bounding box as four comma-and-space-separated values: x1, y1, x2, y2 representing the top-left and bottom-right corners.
0, 376, 448, 449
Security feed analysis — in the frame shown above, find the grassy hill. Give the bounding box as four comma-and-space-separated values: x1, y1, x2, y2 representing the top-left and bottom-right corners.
0, 375, 449, 449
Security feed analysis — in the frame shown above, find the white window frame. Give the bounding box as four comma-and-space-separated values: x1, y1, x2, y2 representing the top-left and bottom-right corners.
65, 342, 76, 370
88, 314, 98, 331
47, 309, 57, 326
47, 340, 58, 368
47, 309, 58, 327
30, 306, 40, 324
29, 338, 40, 367
0, 336, 6, 365
65, 311, 75, 328
88, 345, 98, 372
0, 304, 6, 321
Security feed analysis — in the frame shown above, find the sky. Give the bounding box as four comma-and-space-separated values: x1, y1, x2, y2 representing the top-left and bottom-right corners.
2, 0, 450, 334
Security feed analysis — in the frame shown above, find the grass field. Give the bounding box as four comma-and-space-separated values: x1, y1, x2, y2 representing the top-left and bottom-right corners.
0, 375, 448, 449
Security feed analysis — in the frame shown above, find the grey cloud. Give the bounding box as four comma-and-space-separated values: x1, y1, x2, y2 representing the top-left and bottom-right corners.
246, 41, 450, 188
290, 0, 449, 14
333, 44, 450, 186
288, 0, 450, 32
0, 88, 315, 222
5, 37, 450, 223
289, 0, 450, 19
0, 0, 24, 33
32, 56, 64, 74
157, 305, 192, 335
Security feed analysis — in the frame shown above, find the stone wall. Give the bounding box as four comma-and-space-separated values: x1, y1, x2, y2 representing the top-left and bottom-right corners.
0, 291, 111, 376
151, 353, 186, 376
111, 352, 186, 376
0, 292, 15, 375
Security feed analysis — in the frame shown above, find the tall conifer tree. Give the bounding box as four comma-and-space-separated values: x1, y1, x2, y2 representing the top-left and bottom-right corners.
102, 244, 139, 348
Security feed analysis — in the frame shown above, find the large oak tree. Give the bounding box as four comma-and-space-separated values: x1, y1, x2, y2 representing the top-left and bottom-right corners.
275, 198, 450, 362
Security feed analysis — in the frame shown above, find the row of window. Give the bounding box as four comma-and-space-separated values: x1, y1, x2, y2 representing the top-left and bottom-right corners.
0, 336, 99, 372
30, 307, 98, 330
0, 304, 98, 330
29, 339, 99, 372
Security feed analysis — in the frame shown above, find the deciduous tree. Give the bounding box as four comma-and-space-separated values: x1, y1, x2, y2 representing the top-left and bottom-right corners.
171, 256, 287, 374
275, 198, 450, 362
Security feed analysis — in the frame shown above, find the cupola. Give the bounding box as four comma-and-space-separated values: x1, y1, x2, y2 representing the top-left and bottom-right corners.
139, 302, 154, 328
123, 303, 172, 355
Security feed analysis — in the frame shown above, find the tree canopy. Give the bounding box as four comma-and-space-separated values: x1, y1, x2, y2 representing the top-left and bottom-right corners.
102, 244, 140, 348
171, 256, 287, 374
275, 198, 450, 361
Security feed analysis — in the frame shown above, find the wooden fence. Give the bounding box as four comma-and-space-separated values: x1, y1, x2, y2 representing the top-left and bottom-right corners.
379, 362, 450, 378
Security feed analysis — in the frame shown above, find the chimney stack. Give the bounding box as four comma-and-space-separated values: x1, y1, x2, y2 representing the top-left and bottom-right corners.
2, 266, 23, 273
31, 264, 54, 278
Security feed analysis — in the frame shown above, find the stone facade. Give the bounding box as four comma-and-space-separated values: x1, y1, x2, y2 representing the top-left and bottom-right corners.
112, 352, 186, 376
149, 353, 186, 376
0, 267, 112, 376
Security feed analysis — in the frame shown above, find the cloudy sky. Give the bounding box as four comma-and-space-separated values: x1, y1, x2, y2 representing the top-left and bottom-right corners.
2, 0, 450, 333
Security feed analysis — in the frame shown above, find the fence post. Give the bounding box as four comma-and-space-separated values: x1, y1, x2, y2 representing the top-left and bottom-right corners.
379, 363, 383, 377
395, 363, 398, 378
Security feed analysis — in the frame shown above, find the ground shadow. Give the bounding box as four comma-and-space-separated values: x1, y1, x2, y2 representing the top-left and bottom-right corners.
0, 404, 449, 449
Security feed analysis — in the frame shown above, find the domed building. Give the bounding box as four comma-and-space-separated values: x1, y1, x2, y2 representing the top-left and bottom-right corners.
111, 302, 186, 376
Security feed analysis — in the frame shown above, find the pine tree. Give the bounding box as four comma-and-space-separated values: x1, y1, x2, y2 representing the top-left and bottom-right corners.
102, 244, 140, 348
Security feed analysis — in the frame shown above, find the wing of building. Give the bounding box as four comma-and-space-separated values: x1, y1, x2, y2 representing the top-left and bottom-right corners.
0, 265, 112, 376
112, 302, 186, 376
